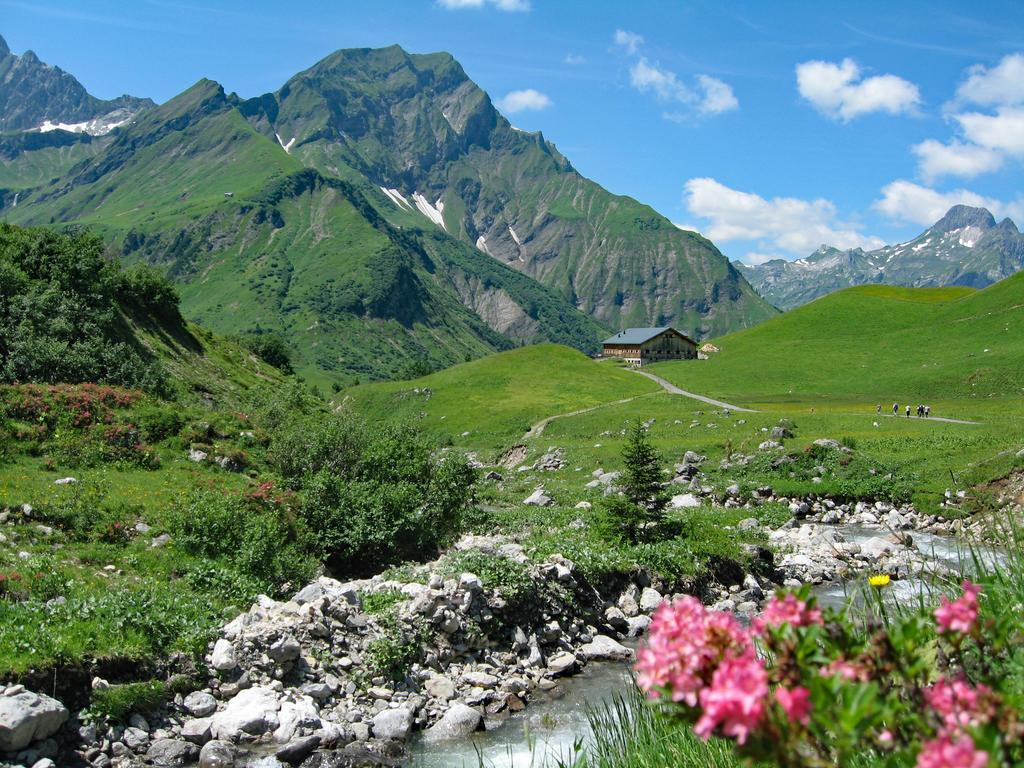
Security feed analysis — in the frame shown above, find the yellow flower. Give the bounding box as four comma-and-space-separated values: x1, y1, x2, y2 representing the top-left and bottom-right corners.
869, 574, 891, 588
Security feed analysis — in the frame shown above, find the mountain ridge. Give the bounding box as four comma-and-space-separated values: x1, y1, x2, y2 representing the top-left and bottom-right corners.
737, 205, 1024, 310
1, 42, 776, 383
0, 33, 152, 134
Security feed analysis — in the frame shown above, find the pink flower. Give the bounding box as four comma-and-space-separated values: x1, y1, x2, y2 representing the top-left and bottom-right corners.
774, 685, 811, 725
636, 596, 752, 705
916, 733, 988, 768
934, 580, 982, 635
924, 676, 994, 731
754, 593, 823, 633
694, 650, 769, 745
820, 657, 868, 682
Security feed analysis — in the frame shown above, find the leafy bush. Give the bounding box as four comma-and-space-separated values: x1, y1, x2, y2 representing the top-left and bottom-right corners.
89, 681, 167, 723
168, 489, 317, 595
238, 332, 293, 374
360, 589, 406, 615
364, 617, 428, 682
135, 404, 187, 443
270, 409, 476, 576
443, 551, 534, 603
0, 223, 171, 392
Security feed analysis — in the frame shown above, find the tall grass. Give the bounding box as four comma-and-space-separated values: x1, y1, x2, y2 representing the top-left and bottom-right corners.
566, 685, 743, 768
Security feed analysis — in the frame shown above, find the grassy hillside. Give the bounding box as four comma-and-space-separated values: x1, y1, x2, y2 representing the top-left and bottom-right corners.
4, 80, 607, 386
346, 344, 660, 456
652, 280, 1024, 410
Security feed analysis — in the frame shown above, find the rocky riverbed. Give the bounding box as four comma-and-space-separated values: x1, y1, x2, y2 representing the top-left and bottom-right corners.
2, 457, 1016, 768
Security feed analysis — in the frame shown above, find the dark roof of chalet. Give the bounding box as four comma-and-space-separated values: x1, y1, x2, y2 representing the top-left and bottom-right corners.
602, 327, 695, 345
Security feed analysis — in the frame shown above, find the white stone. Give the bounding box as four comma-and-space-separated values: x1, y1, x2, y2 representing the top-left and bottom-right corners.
579, 635, 632, 661
210, 686, 281, 741
370, 708, 413, 741
670, 493, 701, 509
424, 703, 481, 741
0, 691, 69, 752
210, 639, 237, 672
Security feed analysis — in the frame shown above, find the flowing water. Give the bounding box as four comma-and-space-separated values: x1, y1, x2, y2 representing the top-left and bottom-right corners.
409, 658, 635, 767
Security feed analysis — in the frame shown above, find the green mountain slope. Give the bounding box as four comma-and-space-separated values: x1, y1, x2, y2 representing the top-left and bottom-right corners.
652, 274, 1024, 406
737, 206, 1024, 310
346, 344, 661, 454
5, 80, 603, 383
246, 46, 776, 338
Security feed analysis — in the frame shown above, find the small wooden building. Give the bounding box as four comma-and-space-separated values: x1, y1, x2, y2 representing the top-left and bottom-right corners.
602, 327, 698, 366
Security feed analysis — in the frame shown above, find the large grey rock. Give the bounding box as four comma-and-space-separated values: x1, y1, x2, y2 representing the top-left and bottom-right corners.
145, 738, 199, 766
198, 739, 235, 768
424, 676, 456, 701
0, 690, 69, 752
638, 587, 663, 612
123, 726, 150, 750
460, 671, 498, 688
669, 493, 701, 509
210, 686, 281, 741
424, 703, 482, 742
275, 734, 321, 764
181, 717, 213, 745
523, 489, 553, 507
210, 639, 237, 672
545, 651, 578, 677
579, 635, 632, 661
370, 708, 413, 741
184, 691, 218, 717
268, 634, 301, 664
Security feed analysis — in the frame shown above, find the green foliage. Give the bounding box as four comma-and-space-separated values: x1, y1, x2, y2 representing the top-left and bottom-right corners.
270, 407, 476, 576
364, 617, 429, 682
0, 223, 171, 392
605, 421, 670, 544
238, 332, 294, 374
88, 681, 167, 723
360, 589, 406, 615
444, 551, 534, 603
168, 488, 317, 595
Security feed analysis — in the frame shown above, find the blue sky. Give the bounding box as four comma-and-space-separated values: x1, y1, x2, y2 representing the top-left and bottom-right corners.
3, 0, 1022, 263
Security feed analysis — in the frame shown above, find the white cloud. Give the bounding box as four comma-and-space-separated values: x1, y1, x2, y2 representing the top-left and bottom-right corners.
796, 58, 921, 121
564, 53, 586, 66
955, 107, 1024, 157
684, 177, 885, 256
696, 75, 738, 115
613, 29, 644, 55
874, 180, 1024, 226
495, 88, 552, 114
913, 139, 1005, 181
953, 53, 1024, 108
438, 0, 529, 10
630, 59, 694, 102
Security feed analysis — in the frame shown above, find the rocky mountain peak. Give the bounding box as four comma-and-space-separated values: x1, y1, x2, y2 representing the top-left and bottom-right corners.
0, 34, 9, 57
932, 205, 996, 234
997, 217, 1021, 234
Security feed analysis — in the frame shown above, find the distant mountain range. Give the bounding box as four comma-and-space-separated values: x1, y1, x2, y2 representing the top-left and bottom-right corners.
0, 35, 151, 134
736, 205, 1024, 310
0, 37, 776, 382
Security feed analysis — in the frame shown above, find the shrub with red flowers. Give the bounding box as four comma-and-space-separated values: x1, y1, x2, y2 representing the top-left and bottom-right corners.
637, 581, 1024, 767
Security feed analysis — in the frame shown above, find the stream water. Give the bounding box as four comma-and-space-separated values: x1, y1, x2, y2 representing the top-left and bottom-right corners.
406, 523, 1006, 768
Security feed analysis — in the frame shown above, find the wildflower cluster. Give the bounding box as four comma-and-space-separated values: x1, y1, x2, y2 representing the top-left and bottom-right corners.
637, 580, 1024, 767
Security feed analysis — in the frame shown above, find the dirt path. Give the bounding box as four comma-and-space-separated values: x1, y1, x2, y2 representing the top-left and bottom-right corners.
882, 413, 979, 425
523, 392, 663, 440
629, 369, 758, 412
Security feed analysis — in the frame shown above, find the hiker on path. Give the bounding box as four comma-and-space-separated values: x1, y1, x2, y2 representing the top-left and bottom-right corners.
893, 402, 899, 416
906, 405, 911, 418
877, 404, 882, 414
925, 405, 930, 418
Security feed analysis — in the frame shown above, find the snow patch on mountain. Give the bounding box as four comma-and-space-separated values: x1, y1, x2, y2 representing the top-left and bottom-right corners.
275, 133, 296, 153
475, 235, 490, 255
412, 192, 446, 230
508, 226, 522, 246
37, 108, 134, 136
380, 187, 413, 210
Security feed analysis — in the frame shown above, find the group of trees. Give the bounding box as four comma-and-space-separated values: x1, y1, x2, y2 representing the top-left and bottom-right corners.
0, 223, 178, 391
